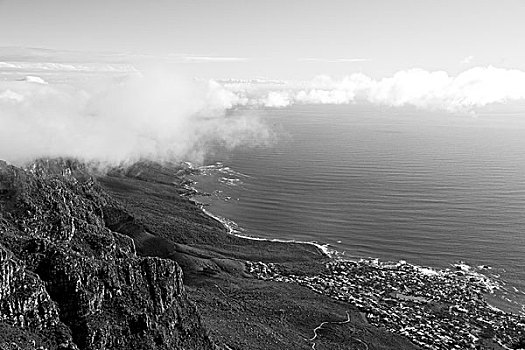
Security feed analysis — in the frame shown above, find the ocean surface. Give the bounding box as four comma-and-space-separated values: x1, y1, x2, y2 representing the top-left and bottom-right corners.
192, 104, 525, 315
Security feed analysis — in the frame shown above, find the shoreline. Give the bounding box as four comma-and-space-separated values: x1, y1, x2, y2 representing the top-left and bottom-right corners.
200, 200, 525, 348
181, 163, 337, 258
200, 205, 335, 258
185, 161, 525, 315
182, 165, 525, 349
201, 198, 523, 305
202, 199, 505, 296
190, 184, 505, 295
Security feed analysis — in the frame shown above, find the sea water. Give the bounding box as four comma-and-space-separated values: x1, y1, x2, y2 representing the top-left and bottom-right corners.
192, 104, 525, 315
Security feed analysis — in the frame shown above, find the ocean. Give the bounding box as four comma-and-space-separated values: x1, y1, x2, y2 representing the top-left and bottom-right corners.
192, 104, 525, 315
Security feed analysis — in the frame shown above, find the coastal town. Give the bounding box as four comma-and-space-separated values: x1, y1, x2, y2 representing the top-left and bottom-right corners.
247, 258, 525, 350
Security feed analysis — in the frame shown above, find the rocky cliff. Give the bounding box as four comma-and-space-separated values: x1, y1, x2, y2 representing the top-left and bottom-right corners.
0, 159, 215, 350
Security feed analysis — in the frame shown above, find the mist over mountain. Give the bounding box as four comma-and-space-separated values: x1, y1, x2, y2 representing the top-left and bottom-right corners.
0, 65, 272, 166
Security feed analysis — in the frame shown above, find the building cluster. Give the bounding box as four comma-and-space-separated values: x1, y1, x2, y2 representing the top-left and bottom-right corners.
246, 259, 525, 349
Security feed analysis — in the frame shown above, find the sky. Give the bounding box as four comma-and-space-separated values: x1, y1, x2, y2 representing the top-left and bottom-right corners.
1, 0, 525, 79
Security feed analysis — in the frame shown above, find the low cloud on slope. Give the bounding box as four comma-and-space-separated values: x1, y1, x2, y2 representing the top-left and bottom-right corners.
0, 69, 270, 166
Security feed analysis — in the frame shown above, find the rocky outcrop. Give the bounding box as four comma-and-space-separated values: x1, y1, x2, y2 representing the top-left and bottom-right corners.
0, 160, 215, 350
0, 242, 76, 350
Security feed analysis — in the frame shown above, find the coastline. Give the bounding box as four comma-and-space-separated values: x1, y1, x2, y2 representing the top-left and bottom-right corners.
196, 192, 506, 301
200, 206, 335, 258
205, 202, 525, 349
181, 161, 336, 257
187, 167, 506, 299
184, 165, 525, 349
186, 161, 525, 309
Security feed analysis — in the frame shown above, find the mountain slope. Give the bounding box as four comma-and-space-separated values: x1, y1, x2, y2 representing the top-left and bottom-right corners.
0, 160, 215, 350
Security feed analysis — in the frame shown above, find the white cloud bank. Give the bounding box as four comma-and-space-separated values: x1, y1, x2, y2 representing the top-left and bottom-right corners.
2, 65, 525, 166
0, 61, 137, 73
221, 66, 525, 112
461, 56, 474, 65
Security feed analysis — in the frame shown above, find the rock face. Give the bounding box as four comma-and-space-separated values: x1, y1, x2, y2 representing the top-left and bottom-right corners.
0, 160, 215, 350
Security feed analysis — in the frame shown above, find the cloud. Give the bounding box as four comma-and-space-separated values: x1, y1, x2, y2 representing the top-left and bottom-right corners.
181, 56, 248, 63
23, 76, 48, 84
217, 78, 286, 85
0, 47, 134, 65
361, 66, 525, 110
261, 91, 292, 107
0, 47, 249, 66
0, 61, 137, 73
299, 58, 369, 63
218, 66, 525, 112
0, 69, 271, 166
461, 56, 474, 65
